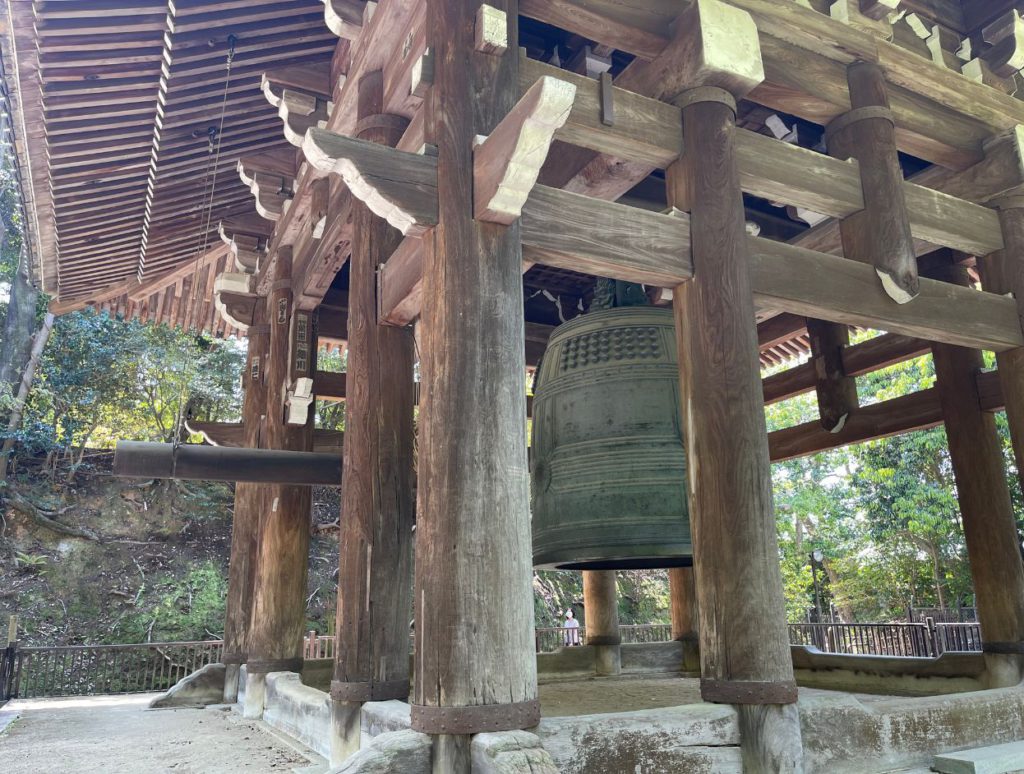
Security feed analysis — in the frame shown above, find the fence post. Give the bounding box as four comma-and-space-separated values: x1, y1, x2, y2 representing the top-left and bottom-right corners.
926, 616, 937, 657
1, 615, 17, 700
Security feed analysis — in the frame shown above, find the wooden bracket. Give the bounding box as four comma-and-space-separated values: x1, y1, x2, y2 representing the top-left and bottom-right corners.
213, 272, 258, 330
322, 0, 369, 40
303, 127, 438, 236
982, 10, 1024, 78
858, 0, 899, 22
645, 0, 765, 101
475, 4, 508, 55
238, 153, 296, 222
473, 75, 577, 224
262, 67, 332, 148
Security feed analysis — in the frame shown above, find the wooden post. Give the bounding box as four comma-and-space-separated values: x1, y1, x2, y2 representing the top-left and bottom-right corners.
980, 200, 1024, 500
242, 250, 316, 718
827, 61, 918, 304
329, 70, 416, 766
664, 6, 802, 764
222, 307, 269, 703
931, 254, 1024, 688
806, 318, 859, 433
413, 1, 538, 769
6, 615, 17, 646
669, 567, 700, 673
582, 570, 621, 676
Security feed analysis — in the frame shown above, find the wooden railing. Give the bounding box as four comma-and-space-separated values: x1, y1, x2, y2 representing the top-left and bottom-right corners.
3, 640, 223, 699
303, 629, 335, 660
788, 619, 982, 658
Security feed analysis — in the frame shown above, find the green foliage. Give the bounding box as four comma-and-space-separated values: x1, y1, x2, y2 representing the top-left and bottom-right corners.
117, 561, 227, 643
12, 309, 245, 461
767, 339, 1018, 623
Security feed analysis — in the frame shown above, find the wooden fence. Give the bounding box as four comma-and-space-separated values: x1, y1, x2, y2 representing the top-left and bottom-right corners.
1, 640, 223, 700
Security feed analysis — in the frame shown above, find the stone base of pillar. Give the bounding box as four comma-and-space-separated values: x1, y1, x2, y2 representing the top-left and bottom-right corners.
983, 653, 1023, 689
223, 663, 241, 704
242, 671, 267, 719
330, 699, 363, 766
594, 644, 621, 676
737, 703, 803, 774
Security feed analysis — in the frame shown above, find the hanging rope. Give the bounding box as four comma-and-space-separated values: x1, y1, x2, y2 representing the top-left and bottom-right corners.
173, 34, 237, 447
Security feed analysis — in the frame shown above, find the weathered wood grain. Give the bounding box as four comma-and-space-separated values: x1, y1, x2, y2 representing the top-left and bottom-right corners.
474, 75, 575, 224
806, 318, 858, 433
303, 128, 438, 235
749, 237, 1024, 351
413, 0, 537, 763
332, 70, 415, 761
931, 257, 1024, 668
669, 80, 799, 772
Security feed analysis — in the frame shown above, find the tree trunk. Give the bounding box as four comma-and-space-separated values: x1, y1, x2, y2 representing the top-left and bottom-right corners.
0, 313, 55, 483
0, 246, 39, 392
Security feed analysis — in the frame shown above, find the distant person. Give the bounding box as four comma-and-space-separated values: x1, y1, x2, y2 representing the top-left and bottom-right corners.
563, 609, 580, 646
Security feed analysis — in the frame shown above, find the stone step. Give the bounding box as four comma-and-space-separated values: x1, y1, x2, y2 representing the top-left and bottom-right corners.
932, 740, 1024, 774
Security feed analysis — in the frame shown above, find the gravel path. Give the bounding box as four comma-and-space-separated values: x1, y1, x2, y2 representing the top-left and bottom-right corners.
0, 694, 311, 773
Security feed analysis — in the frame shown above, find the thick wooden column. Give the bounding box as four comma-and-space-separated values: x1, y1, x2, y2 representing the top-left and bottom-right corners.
222, 307, 269, 703
243, 251, 315, 718
827, 61, 918, 303
669, 566, 700, 673
806, 318, 858, 433
329, 70, 415, 765
980, 201, 1024, 499
931, 255, 1024, 687
413, 1, 538, 769
669, 86, 802, 770
582, 570, 620, 676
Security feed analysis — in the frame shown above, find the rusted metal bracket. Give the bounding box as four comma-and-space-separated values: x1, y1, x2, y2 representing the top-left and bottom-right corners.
330, 679, 410, 702
700, 678, 799, 705
411, 698, 542, 734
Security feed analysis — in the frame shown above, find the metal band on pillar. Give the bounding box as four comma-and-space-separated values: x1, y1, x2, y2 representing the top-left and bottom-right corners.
983, 641, 1024, 655
330, 679, 410, 702
672, 86, 736, 114
411, 699, 542, 735
221, 651, 246, 665
824, 106, 895, 147
701, 679, 799, 705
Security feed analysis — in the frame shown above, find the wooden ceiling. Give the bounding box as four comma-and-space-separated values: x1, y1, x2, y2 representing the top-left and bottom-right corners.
3, 0, 334, 324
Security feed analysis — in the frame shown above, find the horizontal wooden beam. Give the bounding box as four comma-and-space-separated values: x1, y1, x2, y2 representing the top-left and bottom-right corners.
748, 237, 1024, 351
768, 370, 1005, 461
762, 332, 931, 404
186, 421, 344, 455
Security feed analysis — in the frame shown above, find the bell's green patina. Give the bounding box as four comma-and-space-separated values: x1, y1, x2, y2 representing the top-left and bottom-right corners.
530, 302, 693, 570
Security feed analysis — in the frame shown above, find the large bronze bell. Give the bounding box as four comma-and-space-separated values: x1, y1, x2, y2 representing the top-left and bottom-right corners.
530, 300, 693, 570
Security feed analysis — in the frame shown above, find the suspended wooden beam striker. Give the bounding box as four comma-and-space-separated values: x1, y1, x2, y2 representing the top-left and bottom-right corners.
242, 252, 317, 720
662, 0, 802, 768
826, 61, 919, 303
222, 312, 269, 703
412, 0, 541, 768
329, 70, 416, 767
112, 441, 341, 486
930, 256, 1024, 687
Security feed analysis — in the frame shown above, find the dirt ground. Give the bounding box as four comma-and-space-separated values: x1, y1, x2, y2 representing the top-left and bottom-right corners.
0, 694, 313, 773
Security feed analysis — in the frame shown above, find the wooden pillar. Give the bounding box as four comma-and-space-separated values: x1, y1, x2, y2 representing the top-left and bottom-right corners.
931, 255, 1024, 687
243, 250, 315, 718
222, 306, 269, 703
980, 200, 1024, 499
669, 566, 700, 673
827, 61, 918, 303
329, 70, 415, 765
668, 86, 802, 770
582, 570, 620, 676
806, 318, 858, 433
413, 1, 538, 769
